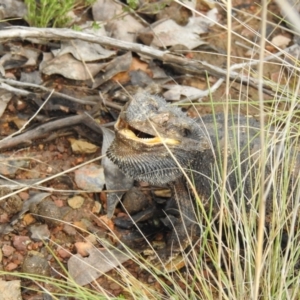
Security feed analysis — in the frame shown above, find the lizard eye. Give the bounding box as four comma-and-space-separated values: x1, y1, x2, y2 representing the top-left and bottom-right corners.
183, 128, 191, 137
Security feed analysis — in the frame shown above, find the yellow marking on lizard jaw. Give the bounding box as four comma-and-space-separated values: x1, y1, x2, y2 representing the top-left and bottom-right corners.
120, 129, 180, 145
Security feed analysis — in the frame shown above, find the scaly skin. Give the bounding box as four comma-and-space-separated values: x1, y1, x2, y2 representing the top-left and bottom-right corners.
107, 92, 300, 266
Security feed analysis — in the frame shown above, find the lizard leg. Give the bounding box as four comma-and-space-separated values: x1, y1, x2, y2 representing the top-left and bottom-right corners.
154, 178, 200, 269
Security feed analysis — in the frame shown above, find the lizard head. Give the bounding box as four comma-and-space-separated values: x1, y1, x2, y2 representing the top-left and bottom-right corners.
107, 92, 202, 185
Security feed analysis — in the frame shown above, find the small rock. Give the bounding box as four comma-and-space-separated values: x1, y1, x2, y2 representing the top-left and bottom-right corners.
109, 282, 121, 290
122, 187, 149, 214
92, 201, 101, 213
0, 212, 9, 223
57, 246, 71, 259
0, 279, 22, 300
0, 188, 23, 216
67, 196, 84, 209
74, 242, 93, 257
74, 164, 105, 191
147, 276, 156, 284
29, 224, 50, 241
18, 191, 29, 201
12, 236, 31, 251
23, 213, 36, 225
2, 244, 15, 257
22, 251, 50, 276
31, 200, 62, 226
63, 224, 77, 236
5, 262, 18, 271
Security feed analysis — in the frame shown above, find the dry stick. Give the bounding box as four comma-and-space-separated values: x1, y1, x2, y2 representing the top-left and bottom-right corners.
0, 114, 104, 151
0, 78, 97, 105
0, 79, 124, 111
176, 77, 225, 103
0, 82, 31, 96
0, 27, 281, 95
1, 90, 55, 143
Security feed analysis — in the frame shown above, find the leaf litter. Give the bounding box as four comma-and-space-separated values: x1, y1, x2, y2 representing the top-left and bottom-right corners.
0, 0, 300, 298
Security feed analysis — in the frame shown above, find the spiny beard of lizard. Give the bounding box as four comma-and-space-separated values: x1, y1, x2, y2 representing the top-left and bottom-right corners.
106, 92, 202, 185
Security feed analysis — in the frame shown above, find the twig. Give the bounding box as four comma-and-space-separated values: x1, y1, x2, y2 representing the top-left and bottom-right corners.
0, 27, 280, 94
0, 82, 31, 96
99, 92, 123, 111
0, 90, 54, 143
176, 78, 225, 103
0, 114, 104, 151
0, 78, 97, 105
230, 44, 293, 71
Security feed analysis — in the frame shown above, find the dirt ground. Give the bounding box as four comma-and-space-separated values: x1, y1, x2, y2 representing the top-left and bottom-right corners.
0, 0, 299, 298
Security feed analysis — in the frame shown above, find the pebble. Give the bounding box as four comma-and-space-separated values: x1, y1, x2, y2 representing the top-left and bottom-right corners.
0, 188, 23, 215
62, 224, 77, 236
12, 236, 31, 251
109, 282, 121, 290
2, 244, 15, 257
74, 164, 105, 191
22, 251, 50, 276
5, 262, 18, 271
67, 195, 84, 209
31, 200, 62, 226
122, 187, 149, 214
29, 224, 50, 241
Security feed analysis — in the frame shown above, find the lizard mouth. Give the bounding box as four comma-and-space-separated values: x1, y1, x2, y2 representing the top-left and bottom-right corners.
115, 118, 180, 146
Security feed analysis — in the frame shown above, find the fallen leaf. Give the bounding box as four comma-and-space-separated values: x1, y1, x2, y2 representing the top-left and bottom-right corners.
106, 15, 145, 42
139, 16, 211, 49
41, 53, 106, 81
73, 221, 88, 231
68, 247, 134, 285
20, 71, 43, 85
53, 24, 115, 62
92, 52, 132, 88
92, 0, 122, 22
112, 57, 152, 84
92, 0, 145, 42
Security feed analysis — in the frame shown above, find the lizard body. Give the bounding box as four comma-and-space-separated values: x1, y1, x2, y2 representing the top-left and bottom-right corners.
107, 92, 300, 263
